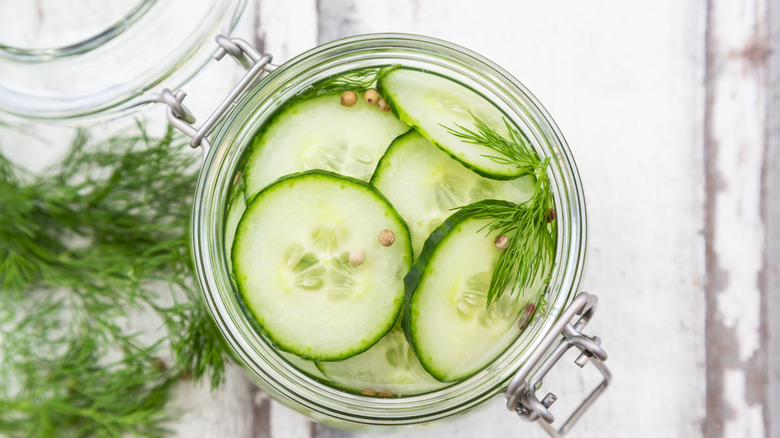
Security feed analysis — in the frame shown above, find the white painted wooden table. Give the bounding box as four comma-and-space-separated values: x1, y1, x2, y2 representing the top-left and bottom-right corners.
2, 1, 776, 437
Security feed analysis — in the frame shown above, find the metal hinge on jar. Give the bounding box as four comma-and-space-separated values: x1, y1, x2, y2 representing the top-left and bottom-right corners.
505, 292, 611, 437
144, 34, 277, 157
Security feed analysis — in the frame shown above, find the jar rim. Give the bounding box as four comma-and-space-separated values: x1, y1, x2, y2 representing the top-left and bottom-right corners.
194, 33, 587, 426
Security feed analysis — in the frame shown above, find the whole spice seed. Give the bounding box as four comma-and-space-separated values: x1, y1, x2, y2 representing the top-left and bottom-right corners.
378, 390, 393, 397
340, 90, 357, 107
349, 249, 365, 266
361, 388, 377, 396
377, 98, 390, 112
378, 229, 395, 247
364, 88, 380, 105
152, 358, 167, 372
548, 208, 556, 223
494, 235, 509, 250
518, 303, 536, 330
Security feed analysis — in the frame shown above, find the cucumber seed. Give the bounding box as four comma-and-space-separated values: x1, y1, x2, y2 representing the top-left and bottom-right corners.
364, 88, 380, 105
340, 90, 357, 107
377, 98, 390, 112
378, 229, 395, 247
349, 249, 365, 266
494, 235, 509, 250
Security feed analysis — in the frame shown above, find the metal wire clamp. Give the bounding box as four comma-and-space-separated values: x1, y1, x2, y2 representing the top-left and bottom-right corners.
144, 34, 277, 158
505, 292, 610, 437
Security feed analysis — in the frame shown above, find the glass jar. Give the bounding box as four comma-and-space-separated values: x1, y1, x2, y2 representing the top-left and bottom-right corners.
190, 34, 608, 433
0, 0, 244, 122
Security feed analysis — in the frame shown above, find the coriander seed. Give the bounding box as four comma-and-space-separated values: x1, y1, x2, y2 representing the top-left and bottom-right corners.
152, 358, 167, 372
364, 88, 379, 105
340, 90, 357, 107
494, 235, 509, 250
377, 98, 390, 111
349, 249, 365, 266
378, 229, 395, 247
518, 303, 536, 330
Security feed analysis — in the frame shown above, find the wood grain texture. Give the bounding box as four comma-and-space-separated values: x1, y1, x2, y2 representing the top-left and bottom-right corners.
704, 0, 769, 436
253, 1, 321, 435
2, 0, 776, 437
768, 1, 780, 436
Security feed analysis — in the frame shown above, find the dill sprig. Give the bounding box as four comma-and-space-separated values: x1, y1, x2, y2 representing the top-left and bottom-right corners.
447, 115, 557, 305
443, 113, 539, 176
0, 124, 229, 437
297, 65, 400, 98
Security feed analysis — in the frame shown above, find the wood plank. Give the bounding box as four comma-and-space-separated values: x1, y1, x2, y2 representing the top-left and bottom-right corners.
556, 1, 708, 435
171, 366, 256, 437
311, 1, 708, 437
162, 0, 323, 434
259, 0, 318, 62
767, 0, 780, 435
704, 0, 770, 437
251, 1, 322, 436
148, 1, 288, 436
143, 0, 323, 435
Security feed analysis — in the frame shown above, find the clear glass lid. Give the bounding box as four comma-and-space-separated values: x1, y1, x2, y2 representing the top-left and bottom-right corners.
0, 0, 245, 122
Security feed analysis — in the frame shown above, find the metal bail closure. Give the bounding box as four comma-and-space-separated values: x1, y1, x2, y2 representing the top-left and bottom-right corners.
505, 292, 611, 437
145, 34, 278, 158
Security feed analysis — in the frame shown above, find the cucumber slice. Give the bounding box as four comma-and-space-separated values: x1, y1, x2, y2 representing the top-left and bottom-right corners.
232, 170, 413, 361
371, 130, 535, 256
225, 184, 247, 262
244, 92, 409, 198
279, 351, 327, 380
315, 323, 443, 396
378, 69, 525, 180
403, 204, 532, 382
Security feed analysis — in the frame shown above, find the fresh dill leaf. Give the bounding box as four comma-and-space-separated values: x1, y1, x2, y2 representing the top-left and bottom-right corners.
0, 124, 230, 437
0, 300, 178, 438
447, 114, 557, 305
298, 64, 400, 98
163, 290, 230, 389
456, 164, 556, 304
443, 113, 538, 175
535, 284, 550, 315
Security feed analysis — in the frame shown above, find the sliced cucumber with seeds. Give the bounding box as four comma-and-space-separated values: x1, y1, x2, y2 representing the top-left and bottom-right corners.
378, 68, 526, 180
371, 130, 535, 256
403, 204, 533, 382
315, 322, 443, 396
244, 92, 409, 198
233, 170, 412, 361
